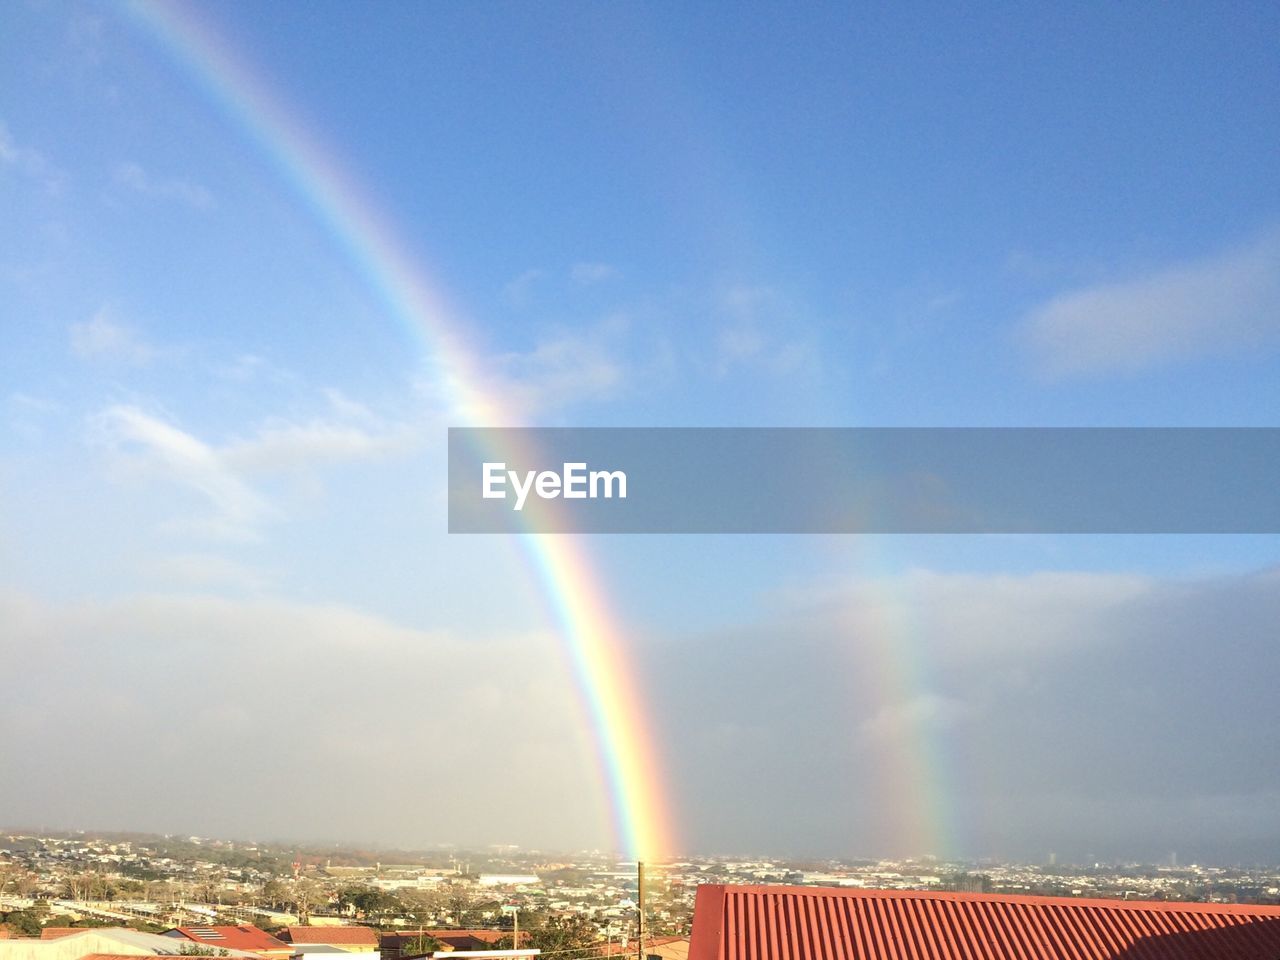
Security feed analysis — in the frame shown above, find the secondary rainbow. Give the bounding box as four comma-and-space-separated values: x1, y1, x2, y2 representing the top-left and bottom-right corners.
123, 0, 674, 863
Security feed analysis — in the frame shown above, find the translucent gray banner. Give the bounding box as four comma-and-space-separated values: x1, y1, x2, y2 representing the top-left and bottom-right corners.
447, 428, 1280, 534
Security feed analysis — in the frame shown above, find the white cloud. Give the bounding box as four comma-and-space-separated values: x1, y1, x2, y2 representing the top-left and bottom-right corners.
502, 268, 544, 307
212, 353, 298, 384
93, 405, 273, 541
425, 324, 630, 424
114, 161, 214, 210
570, 261, 619, 284
224, 417, 415, 472
0, 121, 66, 195
1019, 232, 1280, 378
69, 309, 156, 364
476, 333, 624, 421
90, 393, 417, 539
712, 285, 819, 378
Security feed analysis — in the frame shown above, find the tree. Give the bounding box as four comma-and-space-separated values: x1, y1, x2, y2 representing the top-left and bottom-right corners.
289, 878, 328, 923
2, 910, 43, 937
14, 873, 39, 898
498, 916, 599, 960
259, 878, 288, 910
444, 886, 477, 927
336, 885, 400, 923
399, 934, 445, 957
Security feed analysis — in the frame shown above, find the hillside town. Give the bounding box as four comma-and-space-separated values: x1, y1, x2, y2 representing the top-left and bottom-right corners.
4, 831, 1280, 960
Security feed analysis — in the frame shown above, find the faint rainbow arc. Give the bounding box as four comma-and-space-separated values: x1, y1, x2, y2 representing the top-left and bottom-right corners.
124, 0, 674, 862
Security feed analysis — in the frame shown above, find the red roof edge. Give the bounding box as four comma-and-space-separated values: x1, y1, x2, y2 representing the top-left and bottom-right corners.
688, 884, 728, 960
693, 883, 1280, 915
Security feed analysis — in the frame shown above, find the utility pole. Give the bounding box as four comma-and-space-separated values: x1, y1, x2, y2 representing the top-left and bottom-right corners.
512, 906, 519, 954
636, 861, 645, 960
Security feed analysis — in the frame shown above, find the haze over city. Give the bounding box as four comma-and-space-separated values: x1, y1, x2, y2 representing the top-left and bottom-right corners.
3, 0, 1280, 870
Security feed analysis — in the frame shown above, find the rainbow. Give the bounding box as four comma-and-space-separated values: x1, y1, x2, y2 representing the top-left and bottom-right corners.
122, 0, 674, 862
837, 564, 961, 860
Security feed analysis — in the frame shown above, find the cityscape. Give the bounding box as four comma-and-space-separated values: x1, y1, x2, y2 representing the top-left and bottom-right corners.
4, 829, 1280, 957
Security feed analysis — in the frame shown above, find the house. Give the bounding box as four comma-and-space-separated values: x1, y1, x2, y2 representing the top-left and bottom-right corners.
688, 884, 1280, 959
276, 929, 377, 958
162, 928, 293, 960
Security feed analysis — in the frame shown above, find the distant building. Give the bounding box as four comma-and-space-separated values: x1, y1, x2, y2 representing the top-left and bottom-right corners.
688, 885, 1280, 959
162, 927, 293, 960
475, 876, 540, 888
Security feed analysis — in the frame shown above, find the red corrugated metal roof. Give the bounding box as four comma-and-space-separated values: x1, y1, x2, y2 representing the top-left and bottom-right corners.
280, 927, 378, 946
40, 928, 86, 939
168, 926, 293, 953
687, 884, 1280, 960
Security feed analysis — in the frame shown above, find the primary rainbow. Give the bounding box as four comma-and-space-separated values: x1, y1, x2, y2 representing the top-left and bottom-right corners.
123, 0, 674, 863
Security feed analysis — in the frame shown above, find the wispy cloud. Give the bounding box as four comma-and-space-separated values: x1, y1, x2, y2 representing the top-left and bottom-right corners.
473, 330, 625, 421
114, 161, 214, 210
69, 309, 157, 364
0, 121, 65, 195
211, 353, 298, 384
1019, 232, 1280, 378
712, 285, 818, 378
502, 267, 544, 307
224, 417, 415, 472
570, 261, 619, 284
91, 392, 415, 540
92, 405, 272, 542
7, 392, 61, 440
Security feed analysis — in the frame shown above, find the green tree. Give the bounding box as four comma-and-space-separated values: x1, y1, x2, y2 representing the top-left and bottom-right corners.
498, 916, 599, 960
399, 934, 445, 956
2, 910, 43, 937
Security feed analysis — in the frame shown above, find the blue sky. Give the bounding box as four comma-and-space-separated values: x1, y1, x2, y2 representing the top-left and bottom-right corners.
3, 1, 1280, 861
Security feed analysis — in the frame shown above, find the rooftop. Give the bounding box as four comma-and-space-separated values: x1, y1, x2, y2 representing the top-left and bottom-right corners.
688, 884, 1280, 960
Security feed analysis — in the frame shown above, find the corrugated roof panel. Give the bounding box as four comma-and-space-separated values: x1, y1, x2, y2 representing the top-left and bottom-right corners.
689, 885, 1280, 960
